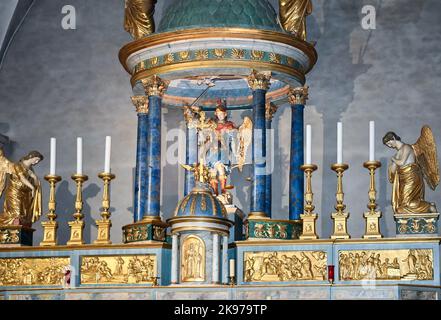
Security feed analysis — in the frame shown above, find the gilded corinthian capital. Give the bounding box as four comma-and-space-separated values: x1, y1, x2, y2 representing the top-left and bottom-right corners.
247, 70, 272, 91
288, 86, 309, 105
131, 95, 149, 114
141, 75, 170, 97
124, 0, 157, 39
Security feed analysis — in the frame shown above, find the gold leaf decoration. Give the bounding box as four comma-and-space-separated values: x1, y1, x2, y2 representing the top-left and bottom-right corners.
251, 50, 264, 61
287, 57, 295, 66
150, 56, 159, 66
231, 48, 245, 60
179, 51, 190, 61
213, 48, 227, 59
269, 52, 281, 64
195, 49, 209, 60
164, 53, 175, 64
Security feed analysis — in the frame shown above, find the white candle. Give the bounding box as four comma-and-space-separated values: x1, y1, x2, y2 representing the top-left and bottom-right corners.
369, 121, 375, 162
104, 136, 111, 173
229, 259, 235, 278
305, 125, 312, 165
337, 122, 343, 164
50, 138, 56, 175
76, 137, 83, 175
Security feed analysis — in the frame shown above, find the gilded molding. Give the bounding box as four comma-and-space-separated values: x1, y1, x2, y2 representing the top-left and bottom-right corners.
119, 28, 318, 74
247, 70, 272, 91
288, 86, 309, 105
131, 96, 149, 114
141, 75, 170, 97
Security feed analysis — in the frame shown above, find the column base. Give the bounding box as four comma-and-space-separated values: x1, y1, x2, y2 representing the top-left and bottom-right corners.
331, 212, 350, 240
67, 220, 85, 246
0, 225, 34, 247
40, 221, 58, 246
244, 217, 302, 240
94, 220, 112, 245
123, 217, 169, 244
363, 211, 383, 239
299, 213, 318, 240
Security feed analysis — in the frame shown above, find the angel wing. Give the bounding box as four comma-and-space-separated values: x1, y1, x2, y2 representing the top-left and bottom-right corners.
235, 117, 253, 171
124, 0, 157, 39
0, 149, 13, 198
412, 125, 440, 190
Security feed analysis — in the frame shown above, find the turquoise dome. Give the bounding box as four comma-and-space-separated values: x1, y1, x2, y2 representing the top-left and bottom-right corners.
174, 182, 227, 218
158, 0, 283, 33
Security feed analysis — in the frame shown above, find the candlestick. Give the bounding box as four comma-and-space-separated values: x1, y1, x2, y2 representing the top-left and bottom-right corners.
300, 164, 318, 239
67, 173, 88, 246
94, 172, 116, 244
40, 174, 62, 246
369, 121, 375, 162
76, 137, 83, 175
362, 161, 383, 239
50, 138, 56, 176
337, 122, 343, 164
305, 125, 312, 165
330, 163, 350, 239
104, 136, 111, 174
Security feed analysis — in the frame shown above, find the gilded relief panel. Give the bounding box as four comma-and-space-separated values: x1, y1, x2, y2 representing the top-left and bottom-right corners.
0, 257, 70, 286
181, 235, 205, 282
243, 251, 327, 282
338, 249, 434, 281
80, 255, 156, 285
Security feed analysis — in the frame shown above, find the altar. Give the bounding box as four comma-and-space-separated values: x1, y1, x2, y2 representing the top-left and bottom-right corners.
0, 0, 440, 301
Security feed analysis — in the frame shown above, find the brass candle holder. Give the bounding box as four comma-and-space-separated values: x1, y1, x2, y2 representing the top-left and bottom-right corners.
40, 175, 62, 246
228, 276, 236, 287
67, 174, 88, 246
94, 172, 116, 245
300, 164, 319, 240
330, 163, 351, 239
362, 161, 383, 239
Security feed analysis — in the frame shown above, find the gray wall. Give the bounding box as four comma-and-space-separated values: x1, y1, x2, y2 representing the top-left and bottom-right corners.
1, 0, 440, 243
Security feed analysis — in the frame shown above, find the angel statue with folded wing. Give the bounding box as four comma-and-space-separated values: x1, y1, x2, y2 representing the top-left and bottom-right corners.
0, 149, 44, 227
198, 100, 253, 204
383, 126, 439, 215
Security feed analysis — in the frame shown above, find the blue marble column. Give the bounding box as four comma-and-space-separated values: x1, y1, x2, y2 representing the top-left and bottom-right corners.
248, 71, 271, 217
288, 87, 309, 220
184, 126, 198, 195
143, 76, 169, 219
132, 96, 149, 222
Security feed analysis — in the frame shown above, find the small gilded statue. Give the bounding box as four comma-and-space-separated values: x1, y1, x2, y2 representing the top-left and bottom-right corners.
124, 0, 157, 39
279, 0, 313, 41
383, 126, 439, 215
0, 150, 44, 226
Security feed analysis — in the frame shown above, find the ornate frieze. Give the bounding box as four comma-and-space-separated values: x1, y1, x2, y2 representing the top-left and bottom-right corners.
243, 251, 327, 282
0, 257, 70, 286
80, 255, 157, 285
338, 249, 434, 281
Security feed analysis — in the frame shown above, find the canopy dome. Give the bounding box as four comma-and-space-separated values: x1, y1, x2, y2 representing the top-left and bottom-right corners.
158, 0, 283, 33
174, 182, 227, 219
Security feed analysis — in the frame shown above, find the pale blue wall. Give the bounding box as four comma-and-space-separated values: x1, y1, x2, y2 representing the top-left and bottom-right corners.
1, 0, 441, 243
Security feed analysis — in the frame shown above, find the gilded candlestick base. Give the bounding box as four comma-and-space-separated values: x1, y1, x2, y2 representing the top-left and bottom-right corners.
67, 174, 88, 246
40, 175, 62, 247
94, 172, 116, 245
362, 161, 383, 239
300, 164, 318, 240
67, 220, 85, 246
228, 276, 236, 287
330, 164, 350, 240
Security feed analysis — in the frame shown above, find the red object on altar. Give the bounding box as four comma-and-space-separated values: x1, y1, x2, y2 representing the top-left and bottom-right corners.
327, 265, 335, 283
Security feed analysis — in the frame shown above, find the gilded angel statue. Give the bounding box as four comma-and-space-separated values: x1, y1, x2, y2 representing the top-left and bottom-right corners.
383, 126, 439, 215
197, 100, 253, 203
0, 150, 44, 226
124, 0, 157, 39
279, 0, 313, 41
